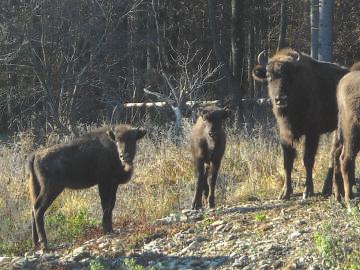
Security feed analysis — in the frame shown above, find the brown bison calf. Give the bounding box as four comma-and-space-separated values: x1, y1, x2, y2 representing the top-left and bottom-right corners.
191, 105, 229, 209
333, 63, 360, 204
27, 124, 146, 249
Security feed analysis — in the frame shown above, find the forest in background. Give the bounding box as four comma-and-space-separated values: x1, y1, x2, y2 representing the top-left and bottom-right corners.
0, 0, 360, 136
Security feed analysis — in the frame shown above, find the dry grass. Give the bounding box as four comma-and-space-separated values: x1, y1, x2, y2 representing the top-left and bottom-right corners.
0, 121, 338, 255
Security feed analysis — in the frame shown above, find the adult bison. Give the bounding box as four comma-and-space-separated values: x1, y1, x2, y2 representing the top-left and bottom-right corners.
333, 62, 360, 204
27, 124, 146, 249
252, 48, 348, 200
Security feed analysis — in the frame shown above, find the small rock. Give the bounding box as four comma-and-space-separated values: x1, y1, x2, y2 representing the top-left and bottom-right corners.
11, 257, 28, 269
111, 239, 125, 253
214, 224, 227, 233
211, 220, 226, 227
80, 257, 91, 264
98, 241, 109, 249
232, 255, 250, 268
307, 265, 321, 270
26, 255, 39, 263
178, 240, 199, 255
0, 257, 11, 268
72, 246, 90, 261
295, 220, 307, 226
226, 234, 237, 241
259, 262, 270, 270
289, 231, 302, 240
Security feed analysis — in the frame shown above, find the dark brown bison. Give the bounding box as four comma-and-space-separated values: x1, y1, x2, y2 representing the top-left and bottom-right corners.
332, 63, 360, 204
27, 124, 146, 249
191, 105, 230, 209
253, 48, 348, 200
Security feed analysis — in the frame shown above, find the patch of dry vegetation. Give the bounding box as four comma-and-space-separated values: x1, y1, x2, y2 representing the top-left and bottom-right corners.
0, 121, 343, 255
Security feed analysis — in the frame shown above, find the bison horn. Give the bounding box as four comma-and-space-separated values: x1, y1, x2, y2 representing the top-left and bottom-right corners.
291, 50, 301, 62
257, 50, 268, 66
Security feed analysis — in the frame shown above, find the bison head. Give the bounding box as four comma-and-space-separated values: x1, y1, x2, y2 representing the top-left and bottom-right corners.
107, 125, 146, 172
199, 105, 230, 134
252, 49, 302, 111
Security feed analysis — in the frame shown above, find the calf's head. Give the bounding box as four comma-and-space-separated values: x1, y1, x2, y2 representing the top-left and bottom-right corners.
107, 125, 146, 171
253, 49, 302, 112
199, 106, 230, 134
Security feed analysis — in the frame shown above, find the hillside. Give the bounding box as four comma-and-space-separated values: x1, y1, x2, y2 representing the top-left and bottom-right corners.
2, 195, 360, 270
1, 127, 360, 269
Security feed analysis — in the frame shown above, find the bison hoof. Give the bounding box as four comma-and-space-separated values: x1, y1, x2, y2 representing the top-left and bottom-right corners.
104, 229, 114, 235
334, 193, 342, 202
192, 201, 202, 210
32, 241, 40, 250
208, 202, 215, 208
278, 189, 291, 200
302, 188, 314, 200
39, 242, 48, 253
321, 186, 332, 197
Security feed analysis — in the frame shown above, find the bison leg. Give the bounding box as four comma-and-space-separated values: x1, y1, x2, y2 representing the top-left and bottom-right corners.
192, 160, 206, 210
302, 134, 319, 199
202, 164, 210, 206
340, 137, 357, 204
322, 132, 338, 196
34, 187, 63, 250
208, 161, 220, 208
99, 184, 118, 233
279, 143, 296, 200
31, 211, 39, 248
333, 143, 344, 202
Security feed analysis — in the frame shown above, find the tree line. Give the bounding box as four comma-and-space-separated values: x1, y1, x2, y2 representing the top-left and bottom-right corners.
0, 0, 359, 135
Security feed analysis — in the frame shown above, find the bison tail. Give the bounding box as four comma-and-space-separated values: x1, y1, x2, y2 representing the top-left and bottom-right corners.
27, 153, 40, 204
350, 62, 360, 72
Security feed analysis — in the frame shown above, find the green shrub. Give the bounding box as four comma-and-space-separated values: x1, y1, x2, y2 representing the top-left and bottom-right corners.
343, 252, 360, 270
46, 208, 99, 244
313, 222, 343, 266
255, 213, 266, 222
123, 258, 144, 270
89, 258, 108, 270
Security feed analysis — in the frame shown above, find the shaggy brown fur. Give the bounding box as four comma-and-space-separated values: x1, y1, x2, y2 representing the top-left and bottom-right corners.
191, 105, 229, 209
333, 62, 360, 203
253, 48, 348, 200
27, 124, 146, 249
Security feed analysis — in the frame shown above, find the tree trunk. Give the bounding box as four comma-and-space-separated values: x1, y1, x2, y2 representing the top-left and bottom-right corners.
231, 0, 241, 79
310, 0, 319, 59
208, 0, 240, 106
247, 0, 255, 98
277, 0, 287, 51
318, 0, 334, 61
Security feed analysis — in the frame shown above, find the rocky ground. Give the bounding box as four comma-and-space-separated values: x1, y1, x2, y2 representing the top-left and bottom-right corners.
2, 194, 360, 270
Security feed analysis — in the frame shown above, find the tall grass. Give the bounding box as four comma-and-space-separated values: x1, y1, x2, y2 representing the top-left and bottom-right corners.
0, 120, 336, 255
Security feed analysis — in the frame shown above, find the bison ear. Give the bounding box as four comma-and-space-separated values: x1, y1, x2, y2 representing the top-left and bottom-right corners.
252, 65, 267, 82
136, 128, 147, 140
106, 130, 116, 141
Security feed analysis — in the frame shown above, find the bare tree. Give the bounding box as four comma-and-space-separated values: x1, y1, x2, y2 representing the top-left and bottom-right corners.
277, 0, 288, 51
318, 0, 334, 61
208, 0, 241, 109
144, 41, 222, 139
310, 0, 319, 59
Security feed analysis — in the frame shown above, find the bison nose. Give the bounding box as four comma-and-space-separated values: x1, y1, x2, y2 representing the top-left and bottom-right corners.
275, 95, 288, 107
